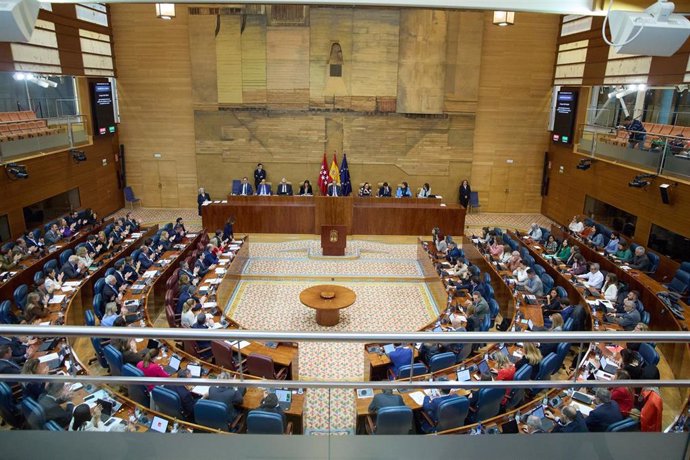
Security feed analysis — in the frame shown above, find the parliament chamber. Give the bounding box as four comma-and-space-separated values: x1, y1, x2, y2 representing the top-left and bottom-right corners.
1, 0, 690, 459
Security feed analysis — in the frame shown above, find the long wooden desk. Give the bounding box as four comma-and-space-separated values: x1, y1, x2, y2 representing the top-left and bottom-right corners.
201, 196, 465, 236
0, 220, 109, 303
549, 225, 690, 396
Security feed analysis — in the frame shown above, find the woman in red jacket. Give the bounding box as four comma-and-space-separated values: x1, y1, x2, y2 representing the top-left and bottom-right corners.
639, 387, 663, 432
494, 352, 516, 406
610, 370, 634, 417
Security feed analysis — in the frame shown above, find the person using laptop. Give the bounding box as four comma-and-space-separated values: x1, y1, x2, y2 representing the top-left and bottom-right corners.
252, 393, 286, 424
69, 403, 128, 432
368, 388, 405, 414
552, 405, 588, 432
493, 353, 515, 407
525, 415, 545, 434
136, 348, 169, 392
208, 371, 246, 424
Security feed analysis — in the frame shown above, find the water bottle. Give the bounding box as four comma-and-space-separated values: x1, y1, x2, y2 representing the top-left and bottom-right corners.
515, 409, 521, 423
171, 421, 179, 433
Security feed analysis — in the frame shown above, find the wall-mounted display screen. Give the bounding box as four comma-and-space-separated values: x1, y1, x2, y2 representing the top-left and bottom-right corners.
90, 82, 116, 136
552, 90, 578, 145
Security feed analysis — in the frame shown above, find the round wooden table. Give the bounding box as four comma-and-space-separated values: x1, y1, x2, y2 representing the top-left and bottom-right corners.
299, 285, 356, 327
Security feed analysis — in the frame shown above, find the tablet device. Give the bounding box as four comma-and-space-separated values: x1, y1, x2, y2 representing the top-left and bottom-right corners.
383, 344, 395, 355
456, 368, 471, 382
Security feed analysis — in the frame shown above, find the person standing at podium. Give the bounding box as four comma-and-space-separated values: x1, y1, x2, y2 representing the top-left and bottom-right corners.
328, 182, 342, 197
277, 178, 293, 196
197, 187, 210, 216
254, 163, 267, 190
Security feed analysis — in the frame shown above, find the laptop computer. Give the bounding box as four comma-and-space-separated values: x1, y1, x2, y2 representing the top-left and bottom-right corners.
499, 345, 520, 364
383, 344, 396, 355
530, 404, 555, 431
163, 354, 182, 375
38, 338, 58, 352
124, 312, 143, 324
275, 389, 292, 411
187, 364, 202, 378
146, 339, 160, 350
97, 399, 114, 422
572, 391, 594, 405
599, 356, 619, 375
501, 419, 519, 433
456, 368, 471, 382
477, 359, 491, 377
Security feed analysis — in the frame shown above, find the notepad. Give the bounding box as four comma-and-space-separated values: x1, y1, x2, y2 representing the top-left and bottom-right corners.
218, 259, 229, 265
63, 281, 81, 287
408, 391, 426, 405
214, 268, 226, 274
143, 270, 157, 278
192, 385, 210, 397
202, 302, 217, 309
48, 295, 65, 304
38, 352, 59, 363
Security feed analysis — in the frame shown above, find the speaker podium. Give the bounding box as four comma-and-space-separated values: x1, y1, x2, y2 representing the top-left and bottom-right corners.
321, 225, 347, 256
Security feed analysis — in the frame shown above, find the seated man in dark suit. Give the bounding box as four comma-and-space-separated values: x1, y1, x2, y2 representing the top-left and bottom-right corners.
190, 313, 213, 359
60, 255, 86, 280
44, 223, 62, 246
202, 244, 218, 267
256, 179, 272, 196
328, 182, 342, 197
251, 393, 286, 424
0, 337, 27, 363
626, 246, 651, 272
194, 257, 210, 278
176, 285, 200, 315
137, 246, 155, 271
238, 177, 253, 196
276, 178, 293, 196
164, 368, 198, 422
420, 377, 457, 430
585, 388, 623, 432
552, 405, 588, 432
102, 275, 121, 305
368, 388, 404, 414
0, 345, 21, 376
378, 182, 392, 197
208, 371, 246, 424
123, 256, 139, 282
38, 382, 74, 429
446, 242, 462, 264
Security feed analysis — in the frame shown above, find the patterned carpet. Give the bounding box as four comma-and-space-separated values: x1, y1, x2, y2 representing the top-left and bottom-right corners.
225, 241, 439, 434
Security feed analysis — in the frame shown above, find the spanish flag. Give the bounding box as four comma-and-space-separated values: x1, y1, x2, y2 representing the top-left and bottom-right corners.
328, 153, 340, 185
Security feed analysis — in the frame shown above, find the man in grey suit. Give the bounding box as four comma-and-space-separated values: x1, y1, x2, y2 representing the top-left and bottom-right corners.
368, 389, 405, 414
208, 372, 246, 423
44, 223, 62, 246
38, 382, 74, 429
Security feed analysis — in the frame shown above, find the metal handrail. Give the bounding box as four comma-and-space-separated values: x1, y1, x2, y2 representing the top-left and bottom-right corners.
0, 325, 688, 343
0, 374, 685, 390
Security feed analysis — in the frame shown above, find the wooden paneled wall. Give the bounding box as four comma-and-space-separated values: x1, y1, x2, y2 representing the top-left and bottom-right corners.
194, 110, 472, 201
110, 6, 559, 211
0, 135, 123, 238
542, 144, 690, 246
471, 12, 559, 213
110, 4, 198, 208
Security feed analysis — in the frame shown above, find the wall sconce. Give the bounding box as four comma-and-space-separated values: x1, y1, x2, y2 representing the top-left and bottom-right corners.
155, 4, 175, 20
493, 11, 515, 26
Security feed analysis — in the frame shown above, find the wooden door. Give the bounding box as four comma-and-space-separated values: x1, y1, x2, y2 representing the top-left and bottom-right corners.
157, 160, 179, 208
140, 160, 162, 207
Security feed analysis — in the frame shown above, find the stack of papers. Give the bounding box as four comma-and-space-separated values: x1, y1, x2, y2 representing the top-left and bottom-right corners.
214, 268, 226, 275
191, 386, 210, 397
206, 278, 222, 285
63, 281, 81, 287
143, 270, 157, 278
227, 340, 250, 349
202, 302, 217, 309
48, 295, 65, 304
408, 391, 426, 405
38, 352, 59, 363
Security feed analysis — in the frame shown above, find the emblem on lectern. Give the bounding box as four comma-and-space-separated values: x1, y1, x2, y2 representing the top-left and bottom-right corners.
330, 229, 339, 243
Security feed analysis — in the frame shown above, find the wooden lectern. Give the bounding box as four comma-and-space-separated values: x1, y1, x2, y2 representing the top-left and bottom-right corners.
321, 225, 347, 256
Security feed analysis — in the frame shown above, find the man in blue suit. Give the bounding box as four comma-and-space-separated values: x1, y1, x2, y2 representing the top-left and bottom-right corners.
328, 182, 342, 197
137, 246, 154, 271
421, 377, 458, 430
256, 179, 271, 196
585, 389, 623, 432
388, 346, 413, 377
552, 405, 588, 432
238, 177, 253, 196
447, 242, 462, 264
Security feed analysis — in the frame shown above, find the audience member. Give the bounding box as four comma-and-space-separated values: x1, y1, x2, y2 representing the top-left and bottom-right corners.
585, 389, 623, 432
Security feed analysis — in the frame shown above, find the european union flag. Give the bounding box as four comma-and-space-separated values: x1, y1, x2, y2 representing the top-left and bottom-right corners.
339, 153, 352, 196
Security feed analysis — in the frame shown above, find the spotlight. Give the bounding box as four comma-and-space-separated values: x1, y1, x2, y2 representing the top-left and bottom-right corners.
70, 149, 87, 162
628, 173, 656, 188
12, 72, 27, 81
577, 159, 593, 170
5, 163, 28, 180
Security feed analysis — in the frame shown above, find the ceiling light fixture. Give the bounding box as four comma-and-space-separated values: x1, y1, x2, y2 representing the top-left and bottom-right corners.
493, 11, 515, 27
155, 3, 175, 20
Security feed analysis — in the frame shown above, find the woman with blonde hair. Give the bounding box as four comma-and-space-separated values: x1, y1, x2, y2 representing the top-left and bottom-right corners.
158, 231, 171, 251
549, 313, 564, 331
180, 298, 198, 328
76, 245, 93, 268
515, 342, 542, 379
